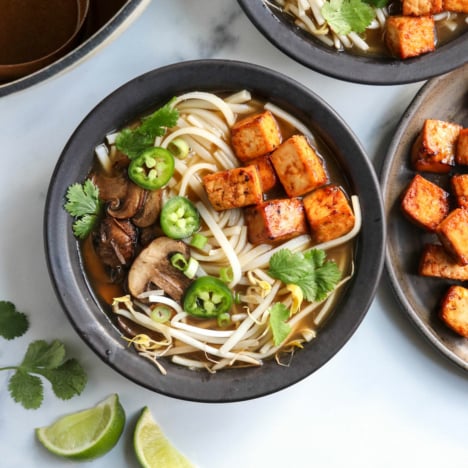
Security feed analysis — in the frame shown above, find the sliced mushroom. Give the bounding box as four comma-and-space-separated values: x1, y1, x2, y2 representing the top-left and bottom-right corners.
133, 189, 162, 227
107, 182, 146, 219
94, 216, 137, 268
127, 237, 192, 301
89, 169, 128, 202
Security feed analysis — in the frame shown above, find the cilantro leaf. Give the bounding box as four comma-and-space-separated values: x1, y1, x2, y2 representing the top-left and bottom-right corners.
116, 99, 180, 159
322, 0, 375, 35
64, 180, 101, 217
8, 370, 44, 410
269, 303, 292, 346
64, 180, 102, 240
21, 339, 66, 369
1, 339, 87, 410
37, 359, 87, 400
0, 301, 29, 340
72, 214, 99, 239
268, 249, 311, 284
268, 248, 342, 303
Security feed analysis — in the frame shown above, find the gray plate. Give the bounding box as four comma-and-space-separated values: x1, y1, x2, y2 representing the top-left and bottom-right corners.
382, 63, 468, 370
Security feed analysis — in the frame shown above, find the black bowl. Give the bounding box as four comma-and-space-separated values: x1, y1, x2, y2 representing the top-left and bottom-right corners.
238, 0, 468, 85
0, 0, 150, 97
44, 59, 385, 402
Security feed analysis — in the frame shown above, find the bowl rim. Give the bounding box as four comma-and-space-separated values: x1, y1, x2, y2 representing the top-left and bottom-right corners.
44, 59, 386, 402
237, 0, 468, 85
0, 0, 150, 98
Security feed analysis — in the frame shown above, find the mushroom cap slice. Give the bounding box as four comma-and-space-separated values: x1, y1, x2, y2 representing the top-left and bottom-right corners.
127, 237, 192, 302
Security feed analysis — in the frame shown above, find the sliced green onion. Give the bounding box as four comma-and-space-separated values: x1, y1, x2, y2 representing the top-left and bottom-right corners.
171, 253, 188, 271
190, 233, 208, 250
150, 305, 172, 323
183, 257, 199, 279
234, 292, 242, 304
219, 267, 233, 284
168, 138, 190, 159
217, 312, 231, 328
170, 253, 199, 279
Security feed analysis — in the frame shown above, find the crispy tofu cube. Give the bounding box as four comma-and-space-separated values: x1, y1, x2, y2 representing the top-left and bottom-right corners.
440, 285, 468, 338
402, 0, 443, 15
303, 185, 355, 244
385, 16, 435, 59
247, 154, 278, 192
400, 174, 450, 231
451, 174, 468, 209
419, 244, 468, 280
437, 208, 468, 265
444, 0, 468, 12
270, 135, 328, 198
245, 198, 308, 245
456, 128, 468, 165
203, 165, 262, 211
231, 111, 282, 161
411, 119, 462, 173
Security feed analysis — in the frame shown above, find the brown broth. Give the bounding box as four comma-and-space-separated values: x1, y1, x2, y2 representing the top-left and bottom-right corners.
0, 0, 79, 64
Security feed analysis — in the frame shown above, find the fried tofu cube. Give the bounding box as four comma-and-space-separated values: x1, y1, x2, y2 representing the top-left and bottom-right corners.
444, 0, 468, 12
231, 110, 282, 161
303, 185, 355, 244
203, 165, 262, 211
456, 128, 468, 165
270, 135, 328, 198
411, 119, 462, 173
247, 154, 278, 192
419, 244, 468, 280
385, 16, 435, 59
245, 198, 308, 245
440, 285, 468, 338
437, 208, 468, 265
400, 174, 450, 231
402, 0, 443, 15
451, 174, 468, 209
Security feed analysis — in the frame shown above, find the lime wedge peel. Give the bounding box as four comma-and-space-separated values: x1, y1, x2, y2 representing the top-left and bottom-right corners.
134, 406, 194, 468
35, 393, 126, 461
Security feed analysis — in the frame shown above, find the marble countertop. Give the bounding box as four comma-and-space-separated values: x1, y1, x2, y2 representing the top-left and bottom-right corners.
1, 1, 468, 467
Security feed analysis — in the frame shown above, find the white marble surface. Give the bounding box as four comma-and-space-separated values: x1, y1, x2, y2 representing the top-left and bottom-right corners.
1, 1, 468, 467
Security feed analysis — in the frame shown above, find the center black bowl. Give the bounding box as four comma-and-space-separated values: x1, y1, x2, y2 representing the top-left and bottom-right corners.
44, 59, 385, 402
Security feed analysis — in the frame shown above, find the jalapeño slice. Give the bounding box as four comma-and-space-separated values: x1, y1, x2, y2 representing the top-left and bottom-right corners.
183, 276, 233, 318
160, 196, 200, 239
128, 147, 174, 190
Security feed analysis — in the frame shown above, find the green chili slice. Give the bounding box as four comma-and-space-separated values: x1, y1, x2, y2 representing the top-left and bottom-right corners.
160, 196, 200, 239
183, 276, 233, 318
128, 147, 174, 190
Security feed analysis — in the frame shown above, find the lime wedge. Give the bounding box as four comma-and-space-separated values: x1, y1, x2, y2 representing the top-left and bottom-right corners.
134, 406, 194, 468
35, 393, 125, 461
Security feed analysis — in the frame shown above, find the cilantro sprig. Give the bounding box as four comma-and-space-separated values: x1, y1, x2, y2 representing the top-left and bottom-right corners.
0, 301, 28, 340
115, 99, 180, 159
64, 179, 102, 239
268, 248, 342, 302
322, 0, 375, 35
0, 301, 87, 409
1, 340, 87, 409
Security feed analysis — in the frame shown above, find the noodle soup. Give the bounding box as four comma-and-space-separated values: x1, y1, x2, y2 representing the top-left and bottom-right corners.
269, 0, 468, 58
68, 90, 361, 374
